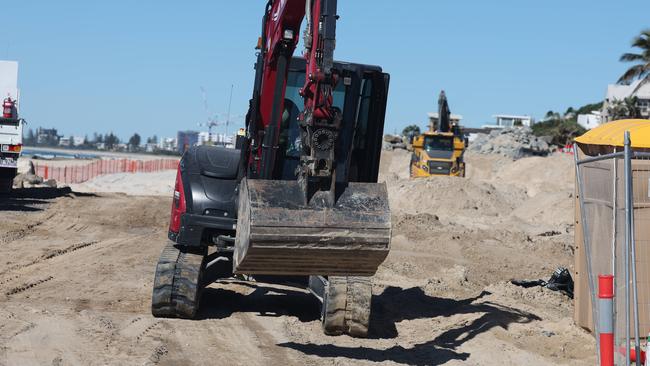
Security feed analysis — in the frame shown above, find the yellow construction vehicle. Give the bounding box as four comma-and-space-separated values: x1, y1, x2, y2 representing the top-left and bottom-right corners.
410, 91, 466, 178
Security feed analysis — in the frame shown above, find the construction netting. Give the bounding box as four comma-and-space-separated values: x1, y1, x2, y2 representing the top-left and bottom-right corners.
576, 140, 650, 365
33, 158, 179, 184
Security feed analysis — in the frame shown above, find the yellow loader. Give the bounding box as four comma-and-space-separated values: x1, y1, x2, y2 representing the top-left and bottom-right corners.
410, 91, 466, 178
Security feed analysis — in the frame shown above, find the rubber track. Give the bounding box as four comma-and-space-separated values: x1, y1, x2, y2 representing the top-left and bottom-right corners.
322, 276, 348, 336
151, 243, 205, 319
322, 276, 372, 337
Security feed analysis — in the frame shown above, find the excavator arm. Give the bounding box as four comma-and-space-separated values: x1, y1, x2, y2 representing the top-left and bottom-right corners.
247, 0, 341, 204
235, 0, 390, 278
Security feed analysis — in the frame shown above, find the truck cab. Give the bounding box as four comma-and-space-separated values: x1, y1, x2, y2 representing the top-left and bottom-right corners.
0, 97, 22, 193
0, 61, 22, 193
410, 130, 466, 177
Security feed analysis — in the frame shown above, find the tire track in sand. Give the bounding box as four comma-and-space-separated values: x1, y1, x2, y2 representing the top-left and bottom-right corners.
5, 276, 54, 296
0, 241, 101, 278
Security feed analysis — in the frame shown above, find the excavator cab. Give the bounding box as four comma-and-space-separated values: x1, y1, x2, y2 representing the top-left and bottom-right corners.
275, 58, 389, 183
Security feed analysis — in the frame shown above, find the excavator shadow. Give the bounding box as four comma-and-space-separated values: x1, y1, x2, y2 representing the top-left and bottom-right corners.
279, 287, 541, 366
197, 280, 321, 323
0, 187, 95, 211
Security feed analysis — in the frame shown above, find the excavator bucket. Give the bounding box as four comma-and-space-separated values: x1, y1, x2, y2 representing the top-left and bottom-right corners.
234, 178, 391, 276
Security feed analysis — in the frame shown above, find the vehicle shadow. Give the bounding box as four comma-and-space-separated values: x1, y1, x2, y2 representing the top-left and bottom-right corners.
279, 286, 541, 366
198, 280, 320, 323
0, 187, 96, 211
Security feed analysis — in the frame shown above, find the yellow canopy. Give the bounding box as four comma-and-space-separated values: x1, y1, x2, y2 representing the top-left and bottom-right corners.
575, 119, 650, 148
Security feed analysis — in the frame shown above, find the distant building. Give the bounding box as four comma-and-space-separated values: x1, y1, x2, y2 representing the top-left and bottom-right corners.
427, 112, 463, 131
145, 143, 158, 153
73, 136, 85, 146
602, 79, 650, 121
58, 137, 71, 147
177, 131, 199, 153
159, 137, 177, 152
198, 131, 211, 146
483, 115, 534, 129
36, 128, 59, 145
577, 111, 603, 130
198, 131, 235, 147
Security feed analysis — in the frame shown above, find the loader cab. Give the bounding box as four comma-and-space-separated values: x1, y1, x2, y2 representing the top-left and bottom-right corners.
422, 134, 455, 159
276, 57, 390, 184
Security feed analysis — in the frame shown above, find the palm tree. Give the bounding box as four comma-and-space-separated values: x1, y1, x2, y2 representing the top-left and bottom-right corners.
618, 29, 650, 84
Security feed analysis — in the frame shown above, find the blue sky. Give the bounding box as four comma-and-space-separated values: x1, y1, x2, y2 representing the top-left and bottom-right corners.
4, 1, 649, 140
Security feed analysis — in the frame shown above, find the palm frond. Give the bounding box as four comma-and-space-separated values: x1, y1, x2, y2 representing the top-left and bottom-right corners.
618, 64, 645, 84
620, 52, 645, 62
631, 31, 650, 50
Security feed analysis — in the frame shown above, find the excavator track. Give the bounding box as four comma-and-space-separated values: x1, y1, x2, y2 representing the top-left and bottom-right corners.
322, 276, 372, 337
151, 242, 206, 319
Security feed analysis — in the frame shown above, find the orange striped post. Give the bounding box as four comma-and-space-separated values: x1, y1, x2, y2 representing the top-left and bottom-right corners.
599, 274, 614, 366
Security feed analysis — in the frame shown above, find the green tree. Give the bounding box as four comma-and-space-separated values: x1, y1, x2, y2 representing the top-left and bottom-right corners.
608, 97, 640, 119
618, 29, 650, 84
105, 132, 119, 149
401, 125, 420, 138
24, 128, 35, 145
575, 102, 603, 115
128, 133, 141, 150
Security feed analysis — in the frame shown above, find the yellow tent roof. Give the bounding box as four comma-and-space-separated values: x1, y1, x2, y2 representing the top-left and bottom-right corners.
575, 119, 650, 148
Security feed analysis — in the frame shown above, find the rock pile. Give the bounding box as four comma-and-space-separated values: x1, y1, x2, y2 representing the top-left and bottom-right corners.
12, 161, 57, 188
382, 135, 408, 151
468, 127, 550, 160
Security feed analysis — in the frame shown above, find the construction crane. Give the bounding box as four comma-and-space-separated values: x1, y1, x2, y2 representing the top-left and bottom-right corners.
152, 0, 391, 337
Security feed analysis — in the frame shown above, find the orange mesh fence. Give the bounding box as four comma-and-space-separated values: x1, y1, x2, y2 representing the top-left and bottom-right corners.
34, 158, 179, 184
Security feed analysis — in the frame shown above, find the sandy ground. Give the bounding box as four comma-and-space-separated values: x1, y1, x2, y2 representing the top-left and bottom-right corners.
0, 150, 596, 365
70, 171, 176, 196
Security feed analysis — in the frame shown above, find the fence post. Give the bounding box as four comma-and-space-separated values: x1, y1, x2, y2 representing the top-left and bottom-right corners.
574, 143, 601, 357
624, 130, 641, 366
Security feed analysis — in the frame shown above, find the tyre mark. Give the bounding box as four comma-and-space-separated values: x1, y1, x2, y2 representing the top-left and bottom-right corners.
39, 241, 100, 261
136, 321, 162, 342
0, 241, 100, 278
5, 276, 54, 296
145, 344, 169, 365
0, 211, 56, 246
0, 221, 44, 245
5, 323, 35, 339
0, 275, 20, 286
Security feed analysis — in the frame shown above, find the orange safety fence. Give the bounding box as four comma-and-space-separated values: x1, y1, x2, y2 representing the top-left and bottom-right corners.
34, 158, 179, 184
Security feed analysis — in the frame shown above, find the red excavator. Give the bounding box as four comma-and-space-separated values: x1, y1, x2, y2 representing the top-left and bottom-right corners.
151, 0, 391, 337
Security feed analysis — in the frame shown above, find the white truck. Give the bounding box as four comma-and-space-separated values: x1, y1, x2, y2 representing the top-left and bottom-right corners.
0, 61, 22, 193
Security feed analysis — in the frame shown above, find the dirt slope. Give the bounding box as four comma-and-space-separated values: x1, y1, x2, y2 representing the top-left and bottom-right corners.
0, 152, 595, 365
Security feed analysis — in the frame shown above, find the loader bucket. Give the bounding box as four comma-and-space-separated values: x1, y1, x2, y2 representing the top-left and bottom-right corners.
234, 178, 391, 276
